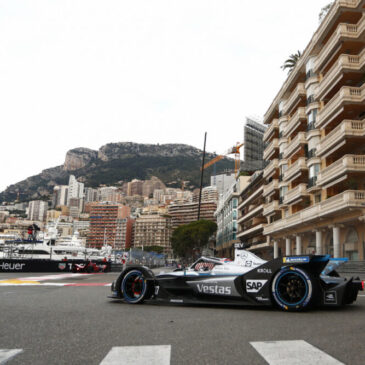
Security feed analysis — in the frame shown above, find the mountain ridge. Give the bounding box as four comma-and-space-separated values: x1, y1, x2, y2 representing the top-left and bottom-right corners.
0, 142, 234, 203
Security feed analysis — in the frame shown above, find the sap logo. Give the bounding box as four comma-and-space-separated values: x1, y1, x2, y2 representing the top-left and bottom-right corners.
257, 268, 272, 274
196, 284, 231, 295
246, 280, 268, 293
0, 263, 26, 271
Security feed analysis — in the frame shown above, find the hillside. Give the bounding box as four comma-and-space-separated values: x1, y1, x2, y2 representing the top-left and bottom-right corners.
0, 142, 235, 203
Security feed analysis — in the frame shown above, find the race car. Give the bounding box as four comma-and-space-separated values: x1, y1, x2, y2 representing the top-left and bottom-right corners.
109, 245, 364, 311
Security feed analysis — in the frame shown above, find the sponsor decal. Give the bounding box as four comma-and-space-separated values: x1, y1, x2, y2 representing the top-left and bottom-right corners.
58, 263, 66, 271
283, 256, 310, 264
256, 296, 270, 302
324, 291, 337, 304
246, 280, 268, 293
154, 286, 160, 295
170, 299, 183, 303
257, 268, 272, 274
0, 262, 26, 271
196, 284, 231, 295
245, 261, 252, 267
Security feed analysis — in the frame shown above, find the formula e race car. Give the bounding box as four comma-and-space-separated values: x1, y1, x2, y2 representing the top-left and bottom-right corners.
109, 245, 364, 311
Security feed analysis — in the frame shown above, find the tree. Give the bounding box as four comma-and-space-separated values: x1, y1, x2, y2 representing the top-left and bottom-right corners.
143, 246, 164, 254
319, 2, 333, 22
281, 51, 302, 74
171, 220, 217, 259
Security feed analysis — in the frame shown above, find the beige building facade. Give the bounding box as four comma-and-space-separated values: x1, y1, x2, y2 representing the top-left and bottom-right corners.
263, 0, 365, 260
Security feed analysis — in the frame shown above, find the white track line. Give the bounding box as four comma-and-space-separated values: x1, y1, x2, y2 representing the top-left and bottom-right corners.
0, 349, 23, 364
20, 273, 91, 281
250, 340, 344, 365
99, 345, 171, 365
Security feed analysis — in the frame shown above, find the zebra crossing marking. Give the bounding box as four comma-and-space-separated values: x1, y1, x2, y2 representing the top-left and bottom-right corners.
0, 349, 23, 364
250, 340, 344, 365
99, 345, 171, 365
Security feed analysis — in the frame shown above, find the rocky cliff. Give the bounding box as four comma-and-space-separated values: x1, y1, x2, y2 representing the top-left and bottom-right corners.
0, 142, 234, 203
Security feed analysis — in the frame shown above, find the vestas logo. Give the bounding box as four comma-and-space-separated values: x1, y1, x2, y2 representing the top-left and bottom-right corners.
196, 284, 231, 295
246, 280, 268, 293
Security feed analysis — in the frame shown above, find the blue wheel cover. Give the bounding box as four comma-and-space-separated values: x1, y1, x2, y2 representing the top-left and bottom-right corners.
121, 270, 147, 303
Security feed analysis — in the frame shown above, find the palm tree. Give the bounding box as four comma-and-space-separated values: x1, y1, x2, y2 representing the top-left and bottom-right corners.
281, 50, 302, 74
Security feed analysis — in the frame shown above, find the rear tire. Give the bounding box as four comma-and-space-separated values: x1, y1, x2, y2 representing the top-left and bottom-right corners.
271, 267, 316, 311
120, 269, 149, 304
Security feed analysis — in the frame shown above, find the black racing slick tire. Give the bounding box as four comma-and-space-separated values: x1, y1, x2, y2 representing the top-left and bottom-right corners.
118, 269, 149, 304
271, 267, 316, 311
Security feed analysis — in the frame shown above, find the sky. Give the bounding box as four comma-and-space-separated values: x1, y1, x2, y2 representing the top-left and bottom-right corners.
0, 0, 331, 192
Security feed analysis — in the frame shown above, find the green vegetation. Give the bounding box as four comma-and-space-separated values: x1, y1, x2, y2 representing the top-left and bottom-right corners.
143, 246, 164, 254
171, 220, 217, 259
281, 50, 302, 74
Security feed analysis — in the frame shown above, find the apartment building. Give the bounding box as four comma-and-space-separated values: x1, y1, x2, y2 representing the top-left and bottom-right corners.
237, 171, 269, 258
28, 200, 48, 222
263, 0, 365, 260
87, 203, 124, 248
133, 214, 172, 253
115, 218, 135, 250
215, 176, 250, 257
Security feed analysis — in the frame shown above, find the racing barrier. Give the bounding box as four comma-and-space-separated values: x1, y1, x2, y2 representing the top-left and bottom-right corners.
112, 249, 166, 268
0, 259, 111, 273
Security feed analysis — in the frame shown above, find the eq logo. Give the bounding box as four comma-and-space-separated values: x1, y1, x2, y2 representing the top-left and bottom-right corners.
246, 280, 268, 293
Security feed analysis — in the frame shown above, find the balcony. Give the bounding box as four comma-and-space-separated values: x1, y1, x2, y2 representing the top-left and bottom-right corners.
263, 119, 279, 143
237, 223, 265, 240
263, 159, 279, 179
263, 179, 279, 197
238, 186, 263, 210
264, 190, 365, 235
316, 48, 365, 100
283, 132, 307, 159
283, 157, 308, 182
316, 119, 365, 157
317, 154, 365, 187
283, 107, 307, 138
237, 204, 264, 224
282, 83, 306, 115
316, 84, 365, 128
263, 138, 279, 160
282, 184, 309, 205
263, 200, 280, 217
314, 14, 365, 73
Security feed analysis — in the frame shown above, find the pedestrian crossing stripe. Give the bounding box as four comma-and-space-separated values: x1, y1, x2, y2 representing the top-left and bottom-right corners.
250, 340, 344, 365
0, 349, 23, 364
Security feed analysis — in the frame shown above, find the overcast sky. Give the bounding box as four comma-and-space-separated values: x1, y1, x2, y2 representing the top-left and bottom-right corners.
0, 0, 331, 192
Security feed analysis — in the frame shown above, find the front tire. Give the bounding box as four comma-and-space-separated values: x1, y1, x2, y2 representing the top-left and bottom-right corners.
271, 267, 315, 311
120, 269, 149, 304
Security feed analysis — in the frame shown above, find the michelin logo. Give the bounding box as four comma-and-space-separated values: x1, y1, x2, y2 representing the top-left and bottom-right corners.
283, 256, 310, 263
246, 280, 268, 293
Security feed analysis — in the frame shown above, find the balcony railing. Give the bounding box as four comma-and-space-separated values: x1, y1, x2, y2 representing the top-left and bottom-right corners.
317, 154, 365, 186
316, 84, 365, 129
316, 48, 365, 100
264, 190, 365, 235
283, 132, 307, 159
237, 223, 265, 239
238, 186, 264, 211
263, 200, 280, 216
263, 159, 279, 178
316, 119, 365, 157
283, 107, 307, 138
314, 14, 365, 73
237, 204, 264, 224
282, 83, 306, 115
283, 184, 309, 205
263, 179, 279, 197
263, 119, 279, 143
283, 157, 308, 182
263, 138, 279, 160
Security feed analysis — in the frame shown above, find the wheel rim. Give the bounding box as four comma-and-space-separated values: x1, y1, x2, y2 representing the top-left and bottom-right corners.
275, 271, 308, 306
122, 271, 146, 302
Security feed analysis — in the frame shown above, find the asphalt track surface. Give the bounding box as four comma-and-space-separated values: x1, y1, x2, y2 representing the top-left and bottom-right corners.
0, 271, 364, 365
